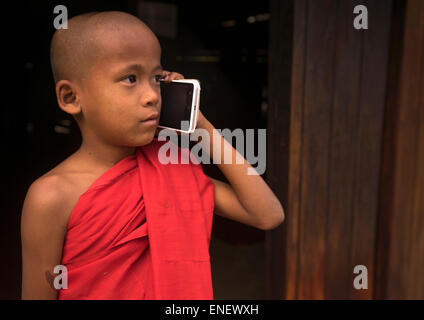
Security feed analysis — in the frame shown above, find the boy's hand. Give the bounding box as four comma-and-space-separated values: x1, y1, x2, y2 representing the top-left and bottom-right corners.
160, 70, 184, 82
155, 70, 209, 137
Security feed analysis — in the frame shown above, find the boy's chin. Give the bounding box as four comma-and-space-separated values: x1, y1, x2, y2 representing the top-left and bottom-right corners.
112, 130, 157, 148
131, 132, 156, 147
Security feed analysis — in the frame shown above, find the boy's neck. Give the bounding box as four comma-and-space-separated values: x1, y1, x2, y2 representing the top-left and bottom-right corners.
76, 141, 136, 169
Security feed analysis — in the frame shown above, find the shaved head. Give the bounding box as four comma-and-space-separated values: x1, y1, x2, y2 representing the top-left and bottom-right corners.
50, 11, 159, 84
50, 11, 164, 149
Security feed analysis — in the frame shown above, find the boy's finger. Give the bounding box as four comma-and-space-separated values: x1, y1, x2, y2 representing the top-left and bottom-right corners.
161, 70, 171, 81
163, 71, 184, 82
170, 72, 184, 80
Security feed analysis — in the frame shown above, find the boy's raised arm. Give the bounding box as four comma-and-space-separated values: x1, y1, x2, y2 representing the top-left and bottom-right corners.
197, 114, 285, 231
160, 71, 285, 231
20, 177, 68, 300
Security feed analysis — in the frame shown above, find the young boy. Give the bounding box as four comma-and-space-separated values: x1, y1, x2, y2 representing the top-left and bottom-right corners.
20, 11, 284, 300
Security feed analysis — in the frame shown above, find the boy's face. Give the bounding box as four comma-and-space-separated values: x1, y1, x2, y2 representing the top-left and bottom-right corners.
77, 23, 163, 147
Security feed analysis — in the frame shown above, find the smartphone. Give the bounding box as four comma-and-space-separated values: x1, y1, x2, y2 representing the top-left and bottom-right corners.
158, 79, 200, 134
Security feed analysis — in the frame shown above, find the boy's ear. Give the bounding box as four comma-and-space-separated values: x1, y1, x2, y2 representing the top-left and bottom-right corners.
55, 80, 82, 115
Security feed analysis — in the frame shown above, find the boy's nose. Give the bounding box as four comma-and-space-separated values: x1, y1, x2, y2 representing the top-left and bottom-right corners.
140, 86, 160, 107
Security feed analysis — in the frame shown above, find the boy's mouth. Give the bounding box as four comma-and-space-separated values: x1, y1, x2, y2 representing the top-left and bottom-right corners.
140, 112, 159, 127
141, 112, 159, 122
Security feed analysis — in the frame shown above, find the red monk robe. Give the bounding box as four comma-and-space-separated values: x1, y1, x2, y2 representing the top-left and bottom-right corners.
57, 138, 215, 300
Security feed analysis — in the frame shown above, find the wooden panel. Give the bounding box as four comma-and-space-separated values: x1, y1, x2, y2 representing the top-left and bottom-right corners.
412, 61, 424, 298
414, 58, 424, 298
283, 0, 306, 300
374, 0, 406, 300
266, 0, 294, 299
349, 0, 393, 300
283, 0, 392, 299
325, 0, 363, 299
297, 0, 338, 299
378, 0, 424, 299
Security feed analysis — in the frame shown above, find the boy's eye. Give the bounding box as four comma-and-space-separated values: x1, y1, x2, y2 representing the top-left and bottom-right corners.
122, 74, 163, 85
123, 75, 137, 84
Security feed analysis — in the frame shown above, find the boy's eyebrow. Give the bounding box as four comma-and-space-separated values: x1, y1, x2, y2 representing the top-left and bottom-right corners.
119, 64, 163, 73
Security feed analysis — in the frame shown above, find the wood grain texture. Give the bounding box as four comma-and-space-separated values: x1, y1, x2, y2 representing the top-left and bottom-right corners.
378, 0, 424, 299
284, 0, 392, 299
297, 0, 337, 299
284, 0, 306, 300
266, 0, 294, 299
374, 0, 406, 300
325, 0, 362, 300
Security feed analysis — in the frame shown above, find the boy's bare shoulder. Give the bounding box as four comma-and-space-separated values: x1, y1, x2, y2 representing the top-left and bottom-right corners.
23, 153, 96, 229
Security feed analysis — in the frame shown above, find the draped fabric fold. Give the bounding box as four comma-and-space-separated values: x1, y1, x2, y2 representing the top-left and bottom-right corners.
58, 138, 215, 300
